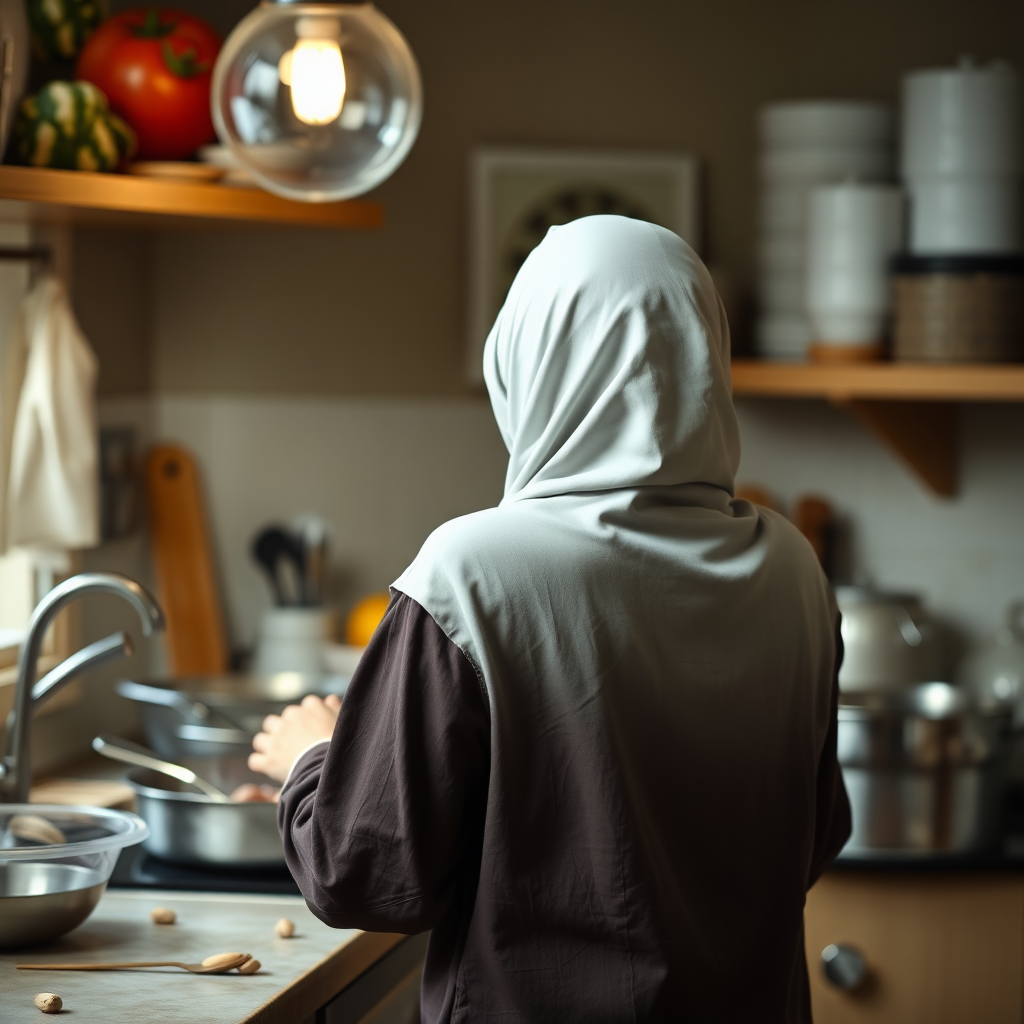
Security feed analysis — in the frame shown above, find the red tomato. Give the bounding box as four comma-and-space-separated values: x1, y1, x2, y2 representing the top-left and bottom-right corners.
76, 8, 221, 161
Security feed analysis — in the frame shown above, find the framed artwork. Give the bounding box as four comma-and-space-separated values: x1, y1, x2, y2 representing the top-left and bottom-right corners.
466, 147, 701, 382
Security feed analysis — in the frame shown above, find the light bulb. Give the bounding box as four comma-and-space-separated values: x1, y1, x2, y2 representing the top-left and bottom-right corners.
279, 17, 346, 126
212, 3, 423, 201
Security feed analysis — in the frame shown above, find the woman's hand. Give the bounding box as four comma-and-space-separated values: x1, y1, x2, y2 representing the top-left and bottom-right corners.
249, 693, 342, 784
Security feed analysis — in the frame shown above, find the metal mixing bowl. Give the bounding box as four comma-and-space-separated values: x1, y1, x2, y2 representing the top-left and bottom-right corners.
0, 804, 148, 948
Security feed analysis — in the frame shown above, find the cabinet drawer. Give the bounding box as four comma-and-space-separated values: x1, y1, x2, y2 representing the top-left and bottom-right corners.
805, 872, 1024, 1024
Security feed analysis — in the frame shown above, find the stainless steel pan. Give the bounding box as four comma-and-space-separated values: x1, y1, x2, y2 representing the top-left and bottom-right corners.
125, 768, 284, 868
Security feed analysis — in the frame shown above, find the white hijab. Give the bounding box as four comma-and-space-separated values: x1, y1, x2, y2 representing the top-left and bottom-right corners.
394, 214, 835, 884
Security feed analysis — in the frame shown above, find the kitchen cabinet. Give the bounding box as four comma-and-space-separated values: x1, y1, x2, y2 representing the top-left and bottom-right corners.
805, 869, 1024, 1023
731, 359, 1024, 497
0, 166, 384, 230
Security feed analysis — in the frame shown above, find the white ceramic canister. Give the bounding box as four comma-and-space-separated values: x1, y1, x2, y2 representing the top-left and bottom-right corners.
805, 183, 905, 347
901, 60, 1021, 178
906, 175, 1021, 254
902, 59, 1022, 254
255, 607, 339, 675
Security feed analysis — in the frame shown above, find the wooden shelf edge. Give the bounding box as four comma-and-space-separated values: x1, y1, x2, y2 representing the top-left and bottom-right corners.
731, 359, 1024, 402
0, 166, 384, 230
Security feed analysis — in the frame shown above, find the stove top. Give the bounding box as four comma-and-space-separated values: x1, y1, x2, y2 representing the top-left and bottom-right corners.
110, 844, 301, 896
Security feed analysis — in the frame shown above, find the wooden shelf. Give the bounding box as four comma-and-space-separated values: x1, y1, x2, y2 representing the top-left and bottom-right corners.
731, 359, 1024, 402
0, 165, 384, 230
730, 359, 1024, 499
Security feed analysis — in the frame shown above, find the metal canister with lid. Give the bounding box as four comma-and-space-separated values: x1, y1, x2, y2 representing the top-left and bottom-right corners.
891, 254, 1024, 362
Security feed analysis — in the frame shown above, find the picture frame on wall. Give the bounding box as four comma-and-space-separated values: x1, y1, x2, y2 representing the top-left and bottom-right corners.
466, 147, 701, 382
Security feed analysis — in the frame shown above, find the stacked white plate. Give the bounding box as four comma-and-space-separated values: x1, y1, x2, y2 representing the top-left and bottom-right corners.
756, 101, 896, 359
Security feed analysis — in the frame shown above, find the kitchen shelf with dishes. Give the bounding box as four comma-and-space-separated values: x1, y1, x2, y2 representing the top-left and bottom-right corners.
0, 166, 384, 230
731, 359, 1024, 498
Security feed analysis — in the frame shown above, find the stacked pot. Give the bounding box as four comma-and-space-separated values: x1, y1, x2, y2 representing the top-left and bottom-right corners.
894, 59, 1024, 362
756, 101, 896, 360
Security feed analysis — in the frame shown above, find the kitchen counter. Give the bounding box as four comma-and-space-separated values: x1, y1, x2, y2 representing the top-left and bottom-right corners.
833, 844, 1024, 872
1, 889, 408, 1024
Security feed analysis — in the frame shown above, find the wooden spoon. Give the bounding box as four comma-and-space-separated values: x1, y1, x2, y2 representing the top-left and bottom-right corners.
18, 952, 252, 974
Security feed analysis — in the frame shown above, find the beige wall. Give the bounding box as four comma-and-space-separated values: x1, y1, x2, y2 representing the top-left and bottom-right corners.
84, 0, 1024, 398
74, 230, 153, 395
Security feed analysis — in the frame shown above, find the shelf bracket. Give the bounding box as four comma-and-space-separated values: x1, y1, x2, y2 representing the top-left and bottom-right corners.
832, 399, 958, 498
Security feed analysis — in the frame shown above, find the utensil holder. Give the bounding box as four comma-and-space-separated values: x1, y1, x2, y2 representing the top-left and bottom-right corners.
254, 607, 338, 675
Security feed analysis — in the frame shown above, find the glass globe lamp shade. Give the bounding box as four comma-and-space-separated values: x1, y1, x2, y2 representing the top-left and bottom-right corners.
212, 2, 422, 202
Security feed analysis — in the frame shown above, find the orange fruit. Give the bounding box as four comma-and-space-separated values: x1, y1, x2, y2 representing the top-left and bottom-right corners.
345, 592, 391, 647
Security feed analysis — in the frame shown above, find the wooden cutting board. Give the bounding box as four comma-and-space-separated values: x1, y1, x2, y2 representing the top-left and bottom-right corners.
29, 777, 136, 811
146, 444, 228, 676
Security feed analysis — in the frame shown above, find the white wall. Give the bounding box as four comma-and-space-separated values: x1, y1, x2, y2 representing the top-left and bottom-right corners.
92, 392, 1024, 670
735, 398, 1024, 647
99, 394, 508, 658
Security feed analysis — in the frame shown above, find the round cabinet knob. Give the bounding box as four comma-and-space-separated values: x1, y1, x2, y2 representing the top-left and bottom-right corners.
821, 943, 867, 991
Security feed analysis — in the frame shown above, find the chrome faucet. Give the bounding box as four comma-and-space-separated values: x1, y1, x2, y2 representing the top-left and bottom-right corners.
0, 572, 165, 804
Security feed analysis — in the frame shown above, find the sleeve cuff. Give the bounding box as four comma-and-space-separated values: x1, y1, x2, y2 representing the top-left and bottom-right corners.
281, 739, 331, 791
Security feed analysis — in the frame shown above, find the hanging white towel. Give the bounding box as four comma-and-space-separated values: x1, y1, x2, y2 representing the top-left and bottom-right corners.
5, 274, 99, 550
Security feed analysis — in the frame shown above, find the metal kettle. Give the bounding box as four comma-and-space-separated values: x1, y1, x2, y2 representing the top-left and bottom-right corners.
835, 586, 942, 692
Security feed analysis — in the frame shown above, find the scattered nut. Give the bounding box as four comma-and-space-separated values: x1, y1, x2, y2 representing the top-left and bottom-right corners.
34, 992, 62, 1014
275, 918, 295, 938
150, 907, 176, 925
238, 959, 262, 975
11, 815, 66, 845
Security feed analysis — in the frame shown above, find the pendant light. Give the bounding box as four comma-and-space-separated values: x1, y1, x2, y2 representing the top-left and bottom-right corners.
211, 2, 422, 202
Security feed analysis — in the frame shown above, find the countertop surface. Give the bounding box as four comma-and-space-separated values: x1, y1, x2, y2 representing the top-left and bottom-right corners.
1, 889, 403, 1024
833, 847, 1024, 872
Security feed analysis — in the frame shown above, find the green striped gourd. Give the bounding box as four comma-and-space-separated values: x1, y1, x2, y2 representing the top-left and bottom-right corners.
15, 81, 136, 171
27, 0, 102, 61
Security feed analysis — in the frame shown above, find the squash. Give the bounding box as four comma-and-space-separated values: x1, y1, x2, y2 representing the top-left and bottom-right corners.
14, 81, 135, 171
27, 0, 102, 61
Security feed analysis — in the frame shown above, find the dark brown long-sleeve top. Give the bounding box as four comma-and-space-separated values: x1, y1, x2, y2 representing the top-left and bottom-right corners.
279, 593, 850, 1023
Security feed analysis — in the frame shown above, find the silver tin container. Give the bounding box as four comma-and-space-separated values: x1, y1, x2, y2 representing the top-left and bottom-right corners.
838, 682, 1012, 856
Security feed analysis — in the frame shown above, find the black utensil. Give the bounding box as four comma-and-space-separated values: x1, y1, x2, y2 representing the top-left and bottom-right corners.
251, 526, 305, 606
293, 516, 329, 607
